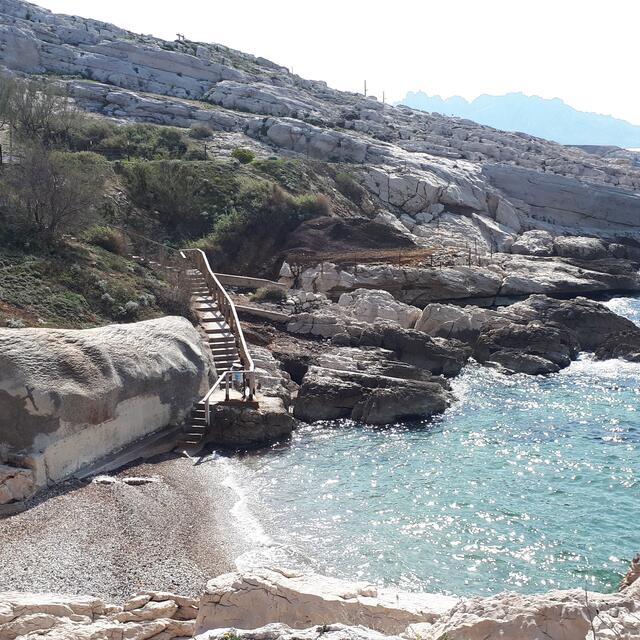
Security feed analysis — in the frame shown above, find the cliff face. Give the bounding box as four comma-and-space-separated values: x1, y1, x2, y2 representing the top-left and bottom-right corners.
2, 0, 640, 261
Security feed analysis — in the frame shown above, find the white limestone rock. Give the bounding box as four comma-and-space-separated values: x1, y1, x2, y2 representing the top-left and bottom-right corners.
196, 567, 457, 635
553, 235, 609, 260
411, 589, 640, 640
511, 230, 555, 256
197, 623, 400, 640
0, 317, 213, 486
338, 289, 421, 329
0, 590, 194, 639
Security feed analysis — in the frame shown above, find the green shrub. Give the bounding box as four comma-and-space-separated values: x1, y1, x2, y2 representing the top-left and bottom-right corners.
67, 119, 117, 151
188, 123, 213, 139
96, 124, 187, 160
293, 193, 332, 218
335, 171, 365, 204
231, 147, 256, 164
83, 226, 126, 255
119, 160, 239, 239
252, 286, 287, 303
0, 148, 110, 242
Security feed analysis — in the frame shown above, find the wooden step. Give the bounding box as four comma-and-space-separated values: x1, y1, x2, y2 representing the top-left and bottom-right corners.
189, 417, 207, 427
204, 327, 230, 335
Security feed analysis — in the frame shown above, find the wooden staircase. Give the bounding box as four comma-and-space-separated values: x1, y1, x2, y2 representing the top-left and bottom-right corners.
177, 251, 257, 450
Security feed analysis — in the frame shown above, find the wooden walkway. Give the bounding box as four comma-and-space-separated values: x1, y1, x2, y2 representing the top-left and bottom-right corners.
177, 250, 261, 449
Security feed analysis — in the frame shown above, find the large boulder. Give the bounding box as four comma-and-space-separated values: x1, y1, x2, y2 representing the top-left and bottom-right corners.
507, 294, 639, 350
474, 322, 579, 374
409, 588, 640, 640
196, 568, 457, 635
0, 317, 212, 484
293, 366, 450, 424
206, 396, 295, 448
368, 322, 471, 376
337, 289, 421, 329
553, 236, 609, 260
511, 230, 554, 256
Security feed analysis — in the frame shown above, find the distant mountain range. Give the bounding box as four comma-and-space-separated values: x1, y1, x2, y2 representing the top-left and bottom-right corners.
399, 91, 640, 147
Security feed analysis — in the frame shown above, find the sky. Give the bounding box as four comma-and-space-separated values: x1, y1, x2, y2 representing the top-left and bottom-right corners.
34, 0, 640, 125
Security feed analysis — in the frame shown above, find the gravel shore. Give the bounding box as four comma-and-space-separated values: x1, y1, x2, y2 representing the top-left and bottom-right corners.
0, 453, 244, 602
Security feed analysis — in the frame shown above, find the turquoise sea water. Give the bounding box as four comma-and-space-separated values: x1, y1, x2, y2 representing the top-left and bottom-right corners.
228, 297, 640, 596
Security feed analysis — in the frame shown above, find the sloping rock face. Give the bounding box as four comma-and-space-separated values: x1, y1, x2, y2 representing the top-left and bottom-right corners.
0, 317, 211, 484
3, 0, 640, 261
0, 590, 197, 639
293, 258, 640, 305
196, 568, 457, 635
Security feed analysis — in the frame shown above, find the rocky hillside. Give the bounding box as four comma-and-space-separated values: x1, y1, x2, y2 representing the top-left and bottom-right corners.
1, 0, 640, 268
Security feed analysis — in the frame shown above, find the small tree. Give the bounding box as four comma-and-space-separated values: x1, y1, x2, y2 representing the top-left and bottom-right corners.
0, 146, 110, 241
4, 78, 80, 147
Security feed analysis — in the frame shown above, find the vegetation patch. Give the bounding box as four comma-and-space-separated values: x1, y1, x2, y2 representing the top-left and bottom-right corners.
231, 147, 256, 164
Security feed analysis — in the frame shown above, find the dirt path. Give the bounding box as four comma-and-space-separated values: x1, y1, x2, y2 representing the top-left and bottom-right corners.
0, 453, 243, 602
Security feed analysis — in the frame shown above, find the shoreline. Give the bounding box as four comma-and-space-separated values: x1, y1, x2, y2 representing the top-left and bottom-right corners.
0, 453, 245, 602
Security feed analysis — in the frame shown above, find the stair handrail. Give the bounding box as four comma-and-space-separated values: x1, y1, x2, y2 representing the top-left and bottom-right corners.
180, 248, 256, 410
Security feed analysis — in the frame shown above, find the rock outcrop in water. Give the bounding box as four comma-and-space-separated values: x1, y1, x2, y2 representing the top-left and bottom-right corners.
0, 316, 212, 495
416, 294, 640, 374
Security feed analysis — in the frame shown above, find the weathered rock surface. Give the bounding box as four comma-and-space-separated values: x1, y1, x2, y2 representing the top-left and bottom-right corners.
0, 316, 212, 485
337, 289, 421, 329
196, 623, 400, 640
196, 567, 457, 635
0, 463, 35, 505
206, 395, 295, 448
287, 313, 470, 377
294, 366, 451, 424
409, 588, 640, 640
511, 230, 554, 256
416, 294, 640, 374
0, 589, 196, 639
294, 258, 640, 305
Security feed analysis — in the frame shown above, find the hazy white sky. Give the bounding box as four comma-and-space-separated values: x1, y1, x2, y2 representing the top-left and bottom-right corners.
35, 0, 640, 125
